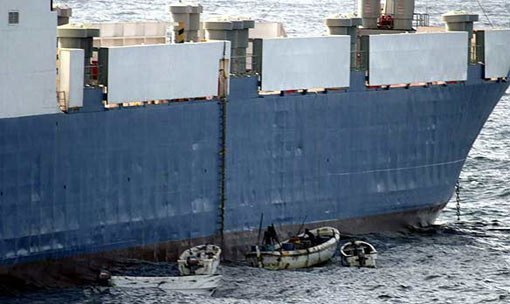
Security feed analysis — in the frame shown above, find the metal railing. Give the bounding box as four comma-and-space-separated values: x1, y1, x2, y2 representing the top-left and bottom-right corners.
85, 63, 103, 86
413, 13, 430, 28
351, 50, 368, 71
57, 91, 67, 112
471, 44, 485, 65
231, 54, 260, 76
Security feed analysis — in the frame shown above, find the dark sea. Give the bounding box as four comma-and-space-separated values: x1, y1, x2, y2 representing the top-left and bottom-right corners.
3, 0, 510, 303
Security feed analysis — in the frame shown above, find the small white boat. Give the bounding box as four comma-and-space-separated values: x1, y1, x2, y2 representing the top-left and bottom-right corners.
111, 274, 221, 296
178, 244, 221, 276
340, 241, 377, 268
246, 227, 340, 270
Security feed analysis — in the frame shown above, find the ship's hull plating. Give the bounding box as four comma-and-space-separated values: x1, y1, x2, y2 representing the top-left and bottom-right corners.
0, 202, 444, 289
0, 66, 507, 273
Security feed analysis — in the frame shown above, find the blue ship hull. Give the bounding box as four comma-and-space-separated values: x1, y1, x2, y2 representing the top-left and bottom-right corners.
0, 65, 508, 271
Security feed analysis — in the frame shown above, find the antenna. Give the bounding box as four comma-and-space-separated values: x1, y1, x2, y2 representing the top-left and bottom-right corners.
474, 0, 494, 28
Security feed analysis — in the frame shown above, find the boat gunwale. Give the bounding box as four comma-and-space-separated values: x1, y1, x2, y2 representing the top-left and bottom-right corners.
177, 245, 222, 262
246, 227, 340, 258
340, 240, 378, 257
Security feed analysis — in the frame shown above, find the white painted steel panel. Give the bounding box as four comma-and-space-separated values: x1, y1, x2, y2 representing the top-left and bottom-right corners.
249, 23, 287, 39
484, 30, 510, 78
91, 22, 170, 38
261, 36, 351, 91
369, 32, 468, 86
123, 23, 145, 37
0, 0, 59, 119
107, 41, 230, 103
145, 22, 168, 37
96, 23, 124, 37
59, 49, 84, 108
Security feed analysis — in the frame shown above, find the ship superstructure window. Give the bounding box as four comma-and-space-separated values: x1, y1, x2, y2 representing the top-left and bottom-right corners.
8, 11, 19, 25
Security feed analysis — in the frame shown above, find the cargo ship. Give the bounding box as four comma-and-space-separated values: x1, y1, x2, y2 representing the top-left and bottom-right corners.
1, 0, 509, 287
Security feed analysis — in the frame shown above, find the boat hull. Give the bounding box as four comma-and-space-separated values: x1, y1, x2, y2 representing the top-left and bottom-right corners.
340, 241, 378, 268
177, 245, 221, 275
0, 201, 443, 289
245, 227, 340, 270
342, 254, 377, 268
112, 274, 221, 296
341, 254, 377, 268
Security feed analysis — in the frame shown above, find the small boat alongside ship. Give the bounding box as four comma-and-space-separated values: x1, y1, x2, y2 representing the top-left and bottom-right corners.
246, 227, 340, 270
340, 241, 378, 268
111, 244, 222, 295
178, 244, 221, 275
111, 274, 221, 296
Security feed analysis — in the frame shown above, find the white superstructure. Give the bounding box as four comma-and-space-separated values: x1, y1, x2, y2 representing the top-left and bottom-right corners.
59, 49, 84, 109
0, 0, 58, 119
1, 1, 510, 118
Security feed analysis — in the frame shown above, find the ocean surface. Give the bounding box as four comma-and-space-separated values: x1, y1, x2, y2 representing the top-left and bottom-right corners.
3, 0, 510, 303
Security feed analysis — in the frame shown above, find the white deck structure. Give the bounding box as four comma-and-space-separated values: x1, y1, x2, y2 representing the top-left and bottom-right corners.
0, 0, 58, 119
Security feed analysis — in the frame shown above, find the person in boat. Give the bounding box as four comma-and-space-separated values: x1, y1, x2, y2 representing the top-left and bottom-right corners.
263, 224, 279, 246
186, 255, 203, 274
302, 228, 317, 247
354, 243, 367, 267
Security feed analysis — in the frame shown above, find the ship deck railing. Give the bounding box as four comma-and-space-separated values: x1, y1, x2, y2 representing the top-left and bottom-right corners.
471, 44, 484, 65
231, 54, 260, 77
351, 50, 369, 71
413, 13, 431, 28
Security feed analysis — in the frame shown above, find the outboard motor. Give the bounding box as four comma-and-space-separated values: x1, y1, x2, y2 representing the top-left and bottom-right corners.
97, 269, 112, 287
186, 255, 201, 275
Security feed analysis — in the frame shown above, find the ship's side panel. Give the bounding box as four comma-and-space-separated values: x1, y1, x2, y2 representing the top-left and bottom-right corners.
225, 69, 507, 235
484, 30, 510, 78
0, 101, 220, 265
260, 36, 351, 91
105, 42, 230, 103
368, 32, 468, 85
0, 0, 58, 119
